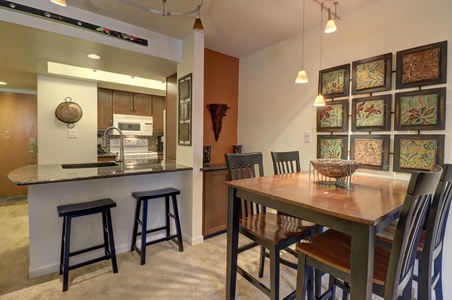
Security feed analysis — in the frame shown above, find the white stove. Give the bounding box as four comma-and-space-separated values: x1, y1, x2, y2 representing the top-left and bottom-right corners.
110, 138, 158, 165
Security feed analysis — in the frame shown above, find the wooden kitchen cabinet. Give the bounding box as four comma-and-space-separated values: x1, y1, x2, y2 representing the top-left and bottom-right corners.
112, 90, 152, 116
202, 167, 228, 237
152, 95, 165, 131
97, 88, 113, 129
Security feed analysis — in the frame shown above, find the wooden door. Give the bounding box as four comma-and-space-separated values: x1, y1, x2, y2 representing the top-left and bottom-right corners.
152, 95, 165, 131
203, 169, 228, 236
0, 92, 37, 197
133, 93, 152, 116
97, 88, 113, 128
112, 90, 133, 114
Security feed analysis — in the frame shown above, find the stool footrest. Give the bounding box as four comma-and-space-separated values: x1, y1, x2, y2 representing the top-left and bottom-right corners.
145, 234, 179, 246
69, 243, 105, 257
67, 254, 114, 271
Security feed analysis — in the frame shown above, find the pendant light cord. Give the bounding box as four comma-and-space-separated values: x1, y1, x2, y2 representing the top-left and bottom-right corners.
319, 3, 323, 71
301, 0, 306, 69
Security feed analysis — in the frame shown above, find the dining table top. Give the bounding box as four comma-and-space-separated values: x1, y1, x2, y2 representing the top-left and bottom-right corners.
225, 172, 409, 226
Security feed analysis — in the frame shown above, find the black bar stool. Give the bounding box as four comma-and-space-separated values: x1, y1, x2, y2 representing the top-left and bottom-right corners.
131, 187, 184, 265
57, 198, 118, 292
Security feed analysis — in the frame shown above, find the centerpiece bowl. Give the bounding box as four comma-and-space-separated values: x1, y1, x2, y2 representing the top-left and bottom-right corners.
309, 158, 361, 188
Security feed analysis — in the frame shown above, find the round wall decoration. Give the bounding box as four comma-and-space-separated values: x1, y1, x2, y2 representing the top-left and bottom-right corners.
55, 97, 83, 128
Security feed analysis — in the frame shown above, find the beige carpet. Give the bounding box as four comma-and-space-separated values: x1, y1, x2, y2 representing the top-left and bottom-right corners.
0, 199, 381, 300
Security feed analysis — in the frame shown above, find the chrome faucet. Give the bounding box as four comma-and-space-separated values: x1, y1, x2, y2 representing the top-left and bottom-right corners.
104, 126, 124, 165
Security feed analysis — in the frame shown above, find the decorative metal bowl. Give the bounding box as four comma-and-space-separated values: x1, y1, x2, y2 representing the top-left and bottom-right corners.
310, 158, 361, 178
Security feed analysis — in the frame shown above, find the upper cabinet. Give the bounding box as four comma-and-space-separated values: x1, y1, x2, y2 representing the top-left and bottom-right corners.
152, 96, 165, 131
97, 88, 113, 129
97, 88, 165, 130
112, 91, 152, 116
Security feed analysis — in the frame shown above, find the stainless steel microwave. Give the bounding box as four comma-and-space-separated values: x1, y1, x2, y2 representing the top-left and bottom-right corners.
113, 114, 153, 136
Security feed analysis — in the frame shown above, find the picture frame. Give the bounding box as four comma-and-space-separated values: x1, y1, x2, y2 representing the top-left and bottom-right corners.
317, 100, 349, 132
352, 53, 392, 95
318, 64, 350, 98
351, 95, 391, 132
393, 134, 445, 173
317, 135, 348, 159
350, 135, 390, 171
396, 41, 448, 89
178, 73, 192, 146
394, 88, 446, 131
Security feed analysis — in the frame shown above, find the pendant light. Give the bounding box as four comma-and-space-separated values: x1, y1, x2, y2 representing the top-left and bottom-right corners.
295, 0, 308, 84
51, 0, 66, 6
193, 3, 204, 30
314, 3, 326, 107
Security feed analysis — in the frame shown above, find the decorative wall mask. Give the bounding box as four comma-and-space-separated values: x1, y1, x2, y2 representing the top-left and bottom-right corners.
207, 104, 230, 142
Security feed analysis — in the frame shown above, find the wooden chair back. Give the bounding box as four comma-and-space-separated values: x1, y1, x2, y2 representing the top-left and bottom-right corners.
271, 151, 301, 175
225, 152, 265, 218
385, 165, 443, 299
419, 164, 452, 299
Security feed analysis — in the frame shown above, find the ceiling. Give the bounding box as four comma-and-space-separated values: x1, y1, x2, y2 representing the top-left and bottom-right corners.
0, 0, 382, 91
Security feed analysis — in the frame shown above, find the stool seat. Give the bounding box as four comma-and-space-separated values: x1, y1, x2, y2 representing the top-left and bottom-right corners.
57, 198, 118, 292
131, 187, 184, 265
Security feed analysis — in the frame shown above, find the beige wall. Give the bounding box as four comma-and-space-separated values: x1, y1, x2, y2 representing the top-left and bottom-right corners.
37, 75, 98, 164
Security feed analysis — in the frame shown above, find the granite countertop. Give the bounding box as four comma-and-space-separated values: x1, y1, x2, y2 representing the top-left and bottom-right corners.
8, 160, 193, 186
200, 163, 227, 171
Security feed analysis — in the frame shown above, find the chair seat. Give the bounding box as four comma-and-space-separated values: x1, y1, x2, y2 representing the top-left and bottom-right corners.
296, 229, 391, 285
376, 220, 425, 252
240, 212, 315, 246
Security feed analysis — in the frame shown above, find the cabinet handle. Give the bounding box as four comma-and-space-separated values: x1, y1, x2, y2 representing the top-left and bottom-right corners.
134, 106, 137, 113
130, 106, 133, 112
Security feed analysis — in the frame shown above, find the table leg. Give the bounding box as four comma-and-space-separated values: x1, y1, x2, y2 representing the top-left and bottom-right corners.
226, 186, 240, 300
350, 224, 374, 299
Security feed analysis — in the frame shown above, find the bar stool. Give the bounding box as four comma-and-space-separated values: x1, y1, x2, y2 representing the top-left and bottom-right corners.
131, 187, 184, 265
57, 198, 118, 292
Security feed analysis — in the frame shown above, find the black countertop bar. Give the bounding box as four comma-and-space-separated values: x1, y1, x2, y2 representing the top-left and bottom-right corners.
8, 159, 192, 186
200, 163, 227, 172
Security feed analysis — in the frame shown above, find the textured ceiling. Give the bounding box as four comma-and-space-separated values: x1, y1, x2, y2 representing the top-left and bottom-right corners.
68, 0, 382, 58
0, 0, 382, 91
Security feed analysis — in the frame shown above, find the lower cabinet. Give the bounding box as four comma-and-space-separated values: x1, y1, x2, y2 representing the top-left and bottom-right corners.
202, 168, 228, 237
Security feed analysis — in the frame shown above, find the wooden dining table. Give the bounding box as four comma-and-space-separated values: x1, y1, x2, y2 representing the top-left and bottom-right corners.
225, 172, 409, 300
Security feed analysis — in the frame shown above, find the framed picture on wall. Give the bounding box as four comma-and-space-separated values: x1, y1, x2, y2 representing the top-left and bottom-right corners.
352, 53, 392, 95
318, 64, 350, 98
350, 135, 390, 171
351, 95, 391, 132
317, 135, 348, 159
178, 73, 192, 146
396, 41, 448, 89
317, 100, 349, 132
394, 88, 446, 131
393, 134, 445, 173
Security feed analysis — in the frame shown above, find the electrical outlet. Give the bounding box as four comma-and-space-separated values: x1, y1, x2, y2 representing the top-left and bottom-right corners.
304, 131, 311, 143
89, 223, 96, 234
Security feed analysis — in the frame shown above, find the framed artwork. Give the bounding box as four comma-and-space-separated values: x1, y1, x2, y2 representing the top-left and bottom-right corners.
396, 41, 448, 89
350, 135, 390, 171
351, 95, 391, 132
393, 134, 445, 173
352, 53, 392, 95
178, 73, 192, 146
394, 88, 446, 131
317, 135, 348, 159
318, 64, 350, 98
317, 100, 349, 132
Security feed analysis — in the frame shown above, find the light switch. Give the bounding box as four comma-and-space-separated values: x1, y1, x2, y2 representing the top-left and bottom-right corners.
304, 131, 311, 143
67, 129, 78, 139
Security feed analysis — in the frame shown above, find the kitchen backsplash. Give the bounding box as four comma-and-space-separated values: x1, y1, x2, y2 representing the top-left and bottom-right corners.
98, 131, 163, 154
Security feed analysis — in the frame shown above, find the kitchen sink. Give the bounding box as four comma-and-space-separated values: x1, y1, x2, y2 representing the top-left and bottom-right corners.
61, 162, 119, 169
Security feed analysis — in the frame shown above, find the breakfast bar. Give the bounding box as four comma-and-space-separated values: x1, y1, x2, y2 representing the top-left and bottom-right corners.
9, 160, 192, 279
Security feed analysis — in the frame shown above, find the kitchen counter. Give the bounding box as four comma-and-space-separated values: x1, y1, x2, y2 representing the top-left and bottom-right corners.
200, 163, 227, 172
9, 159, 192, 186
9, 160, 194, 279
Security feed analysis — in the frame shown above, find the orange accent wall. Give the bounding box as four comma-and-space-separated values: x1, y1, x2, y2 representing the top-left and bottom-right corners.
204, 49, 239, 164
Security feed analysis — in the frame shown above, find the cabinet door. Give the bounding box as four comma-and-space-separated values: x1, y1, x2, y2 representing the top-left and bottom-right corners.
133, 93, 152, 116
112, 90, 134, 114
97, 88, 113, 128
152, 96, 165, 131
203, 169, 228, 237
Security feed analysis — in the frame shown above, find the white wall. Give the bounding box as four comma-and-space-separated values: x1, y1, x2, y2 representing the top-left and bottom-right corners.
176, 31, 205, 245
37, 75, 98, 164
238, 0, 452, 296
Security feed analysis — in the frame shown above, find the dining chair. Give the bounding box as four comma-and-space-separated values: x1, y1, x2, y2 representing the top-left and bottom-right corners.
295, 165, 443, 300
225, 152, 315, 300
376, 164, 452, 300
271, 151, 301, 175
